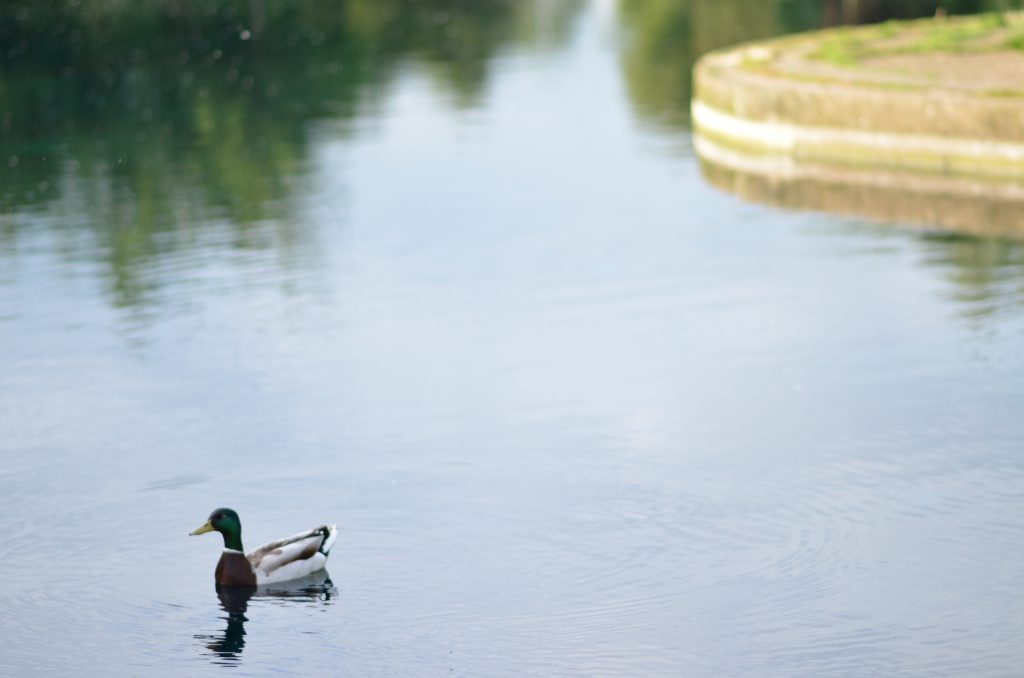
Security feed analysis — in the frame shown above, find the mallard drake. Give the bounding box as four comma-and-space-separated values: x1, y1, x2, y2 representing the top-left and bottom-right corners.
190, 508, 337, 586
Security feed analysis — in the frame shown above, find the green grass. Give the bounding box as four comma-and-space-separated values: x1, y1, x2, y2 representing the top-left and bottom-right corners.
878, 20, 900, 39
907, 13, 1004, 53
1005, 29, 1024, 49
810, 12, 1016, 65
809, 26, 873, 65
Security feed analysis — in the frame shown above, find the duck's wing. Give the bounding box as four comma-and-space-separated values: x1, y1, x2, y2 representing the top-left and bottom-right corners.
247, 525, 336, 584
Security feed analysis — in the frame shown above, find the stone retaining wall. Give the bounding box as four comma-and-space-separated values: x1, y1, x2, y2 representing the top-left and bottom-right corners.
692, 19, 1024, 178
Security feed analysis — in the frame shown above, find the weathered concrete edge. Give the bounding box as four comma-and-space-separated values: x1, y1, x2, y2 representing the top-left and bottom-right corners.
692, 26, 1024, 178
692, 99, 1024, 179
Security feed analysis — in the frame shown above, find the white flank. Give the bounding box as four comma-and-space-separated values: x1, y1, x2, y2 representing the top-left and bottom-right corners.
255, 553, 328, 585
246, 524, 338, 586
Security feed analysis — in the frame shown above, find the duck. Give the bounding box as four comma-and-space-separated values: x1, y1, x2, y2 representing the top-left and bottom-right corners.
190, 508, 337, 587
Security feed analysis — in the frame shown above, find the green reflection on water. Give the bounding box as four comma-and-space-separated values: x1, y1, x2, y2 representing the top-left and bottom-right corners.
617, 0, 821, 130
0, 0, 578, 308
920, 232, 1024, 319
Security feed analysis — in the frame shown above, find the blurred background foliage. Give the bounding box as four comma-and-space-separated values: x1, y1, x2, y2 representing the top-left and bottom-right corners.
0, 0, 582, 306
0, 0, 574, 209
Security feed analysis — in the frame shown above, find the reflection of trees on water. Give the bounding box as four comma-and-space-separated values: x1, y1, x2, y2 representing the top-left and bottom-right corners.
0, 0, 582, 309
616, 0, 1022, 131
696, 145, 1024, 318
920, 233, 1024, 319
617, 0, 812, 129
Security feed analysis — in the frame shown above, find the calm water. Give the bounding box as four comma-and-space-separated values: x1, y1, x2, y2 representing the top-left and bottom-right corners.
3, 2, 1024, 676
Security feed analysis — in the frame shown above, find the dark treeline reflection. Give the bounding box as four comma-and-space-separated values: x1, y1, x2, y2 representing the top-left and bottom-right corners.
617, 0, 1024, 130
0, 0, 581, 308
920, 232, 1024, 320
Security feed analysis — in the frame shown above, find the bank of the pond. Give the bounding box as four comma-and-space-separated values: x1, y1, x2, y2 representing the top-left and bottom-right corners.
692, 12, 1024, 179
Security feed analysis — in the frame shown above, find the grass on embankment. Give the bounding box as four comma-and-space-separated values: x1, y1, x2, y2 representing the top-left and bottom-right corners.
810, 11, 1024, 66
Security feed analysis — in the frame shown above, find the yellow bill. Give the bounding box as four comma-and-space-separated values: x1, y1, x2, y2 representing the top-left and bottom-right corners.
190, 519, 214, 536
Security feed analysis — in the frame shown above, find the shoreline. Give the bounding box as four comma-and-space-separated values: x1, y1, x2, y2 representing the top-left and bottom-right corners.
692, 12, 1024, 179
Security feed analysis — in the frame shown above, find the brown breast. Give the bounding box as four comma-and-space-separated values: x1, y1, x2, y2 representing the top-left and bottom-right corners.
215, 551, 257, 587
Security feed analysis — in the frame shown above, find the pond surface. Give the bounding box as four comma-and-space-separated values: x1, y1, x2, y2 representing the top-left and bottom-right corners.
2, 2, 1024, 676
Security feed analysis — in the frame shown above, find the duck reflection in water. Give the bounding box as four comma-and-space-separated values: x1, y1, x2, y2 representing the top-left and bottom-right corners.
195, 570, 336, 664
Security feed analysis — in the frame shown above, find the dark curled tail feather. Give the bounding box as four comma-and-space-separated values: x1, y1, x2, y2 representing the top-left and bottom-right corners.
317, 525, 337, 555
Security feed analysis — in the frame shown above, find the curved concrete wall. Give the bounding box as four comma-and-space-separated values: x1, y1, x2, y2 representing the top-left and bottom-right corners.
692, 25, 1024, 178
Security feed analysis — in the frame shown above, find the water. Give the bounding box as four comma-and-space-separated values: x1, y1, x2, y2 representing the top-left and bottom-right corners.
2, 2, 1024, 676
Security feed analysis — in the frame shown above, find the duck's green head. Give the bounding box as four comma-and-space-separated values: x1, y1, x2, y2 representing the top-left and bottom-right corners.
190, 507, 244, 551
